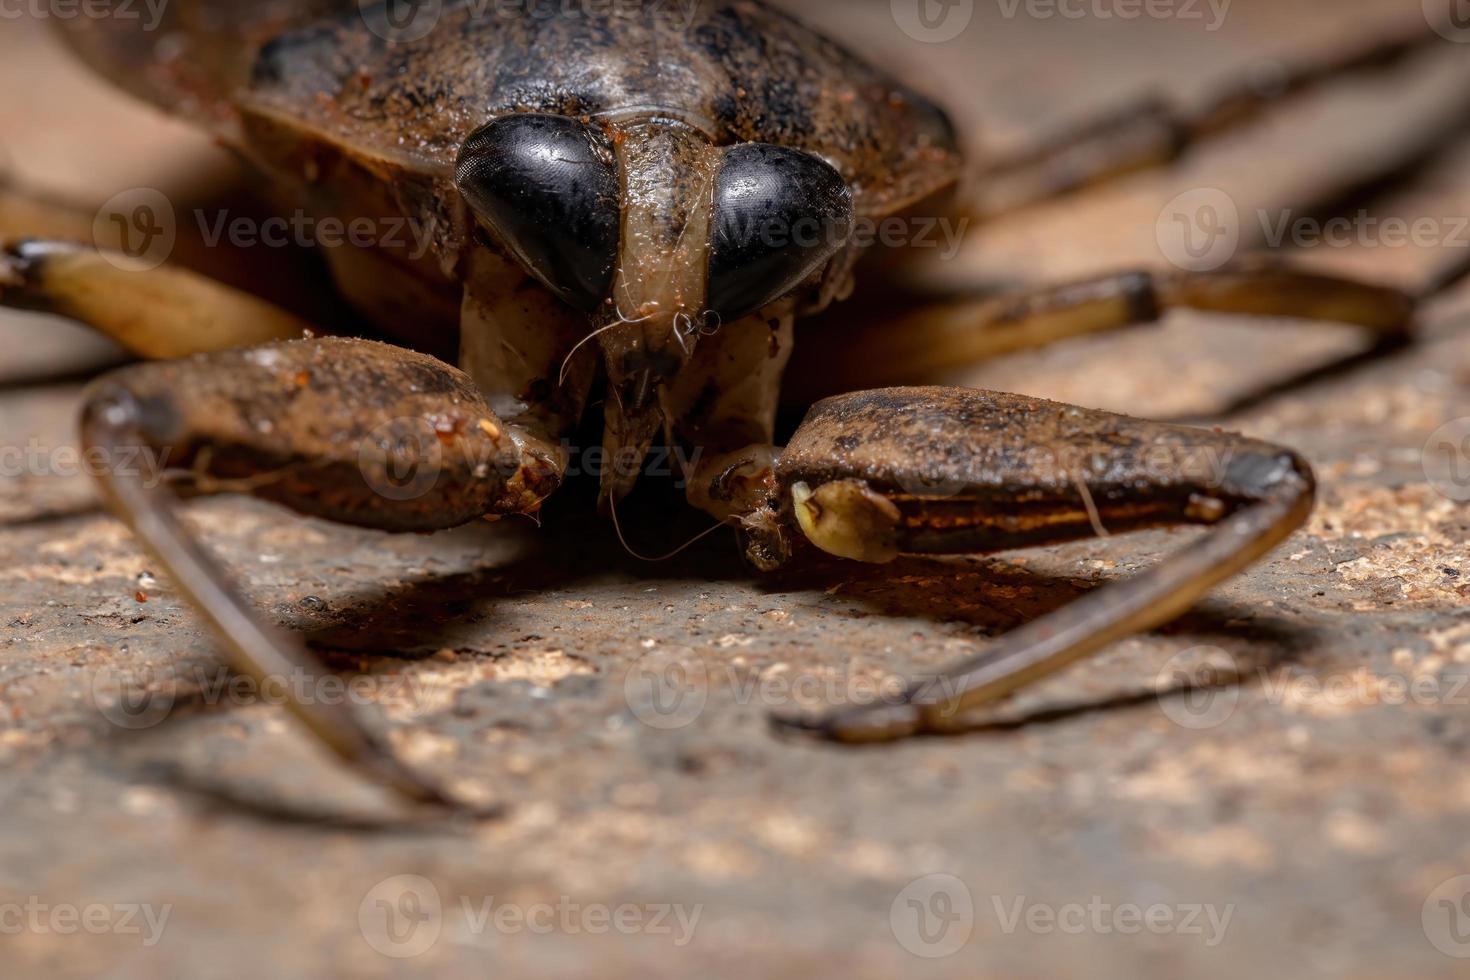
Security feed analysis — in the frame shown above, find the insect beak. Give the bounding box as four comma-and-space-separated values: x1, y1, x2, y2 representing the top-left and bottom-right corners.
596, 302, 700, 510
595, 118, 723, 506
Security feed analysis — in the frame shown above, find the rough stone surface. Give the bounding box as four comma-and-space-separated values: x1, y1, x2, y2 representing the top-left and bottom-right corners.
2, 3, 1469, 978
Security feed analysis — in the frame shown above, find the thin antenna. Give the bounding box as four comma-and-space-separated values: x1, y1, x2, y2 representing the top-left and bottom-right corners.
1074, 472, 1110, 539
608, 493, 727, 562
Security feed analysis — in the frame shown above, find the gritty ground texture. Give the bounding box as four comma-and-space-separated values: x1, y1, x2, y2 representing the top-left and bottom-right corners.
3, 2, 1470, 978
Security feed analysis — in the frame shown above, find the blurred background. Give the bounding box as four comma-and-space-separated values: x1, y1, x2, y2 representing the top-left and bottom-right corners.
3, 2, 1470, 978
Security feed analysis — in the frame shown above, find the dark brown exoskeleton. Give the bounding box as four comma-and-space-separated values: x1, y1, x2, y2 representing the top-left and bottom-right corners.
2, 1, 1459, 808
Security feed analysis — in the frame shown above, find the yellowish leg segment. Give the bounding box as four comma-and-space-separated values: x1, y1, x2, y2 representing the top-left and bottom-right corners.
2, 241, 310, 358
813, 263, 1415, 391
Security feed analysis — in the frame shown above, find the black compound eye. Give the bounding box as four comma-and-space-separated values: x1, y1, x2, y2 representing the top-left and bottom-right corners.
456, 114, 621, 312
707, 144, 853, 321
